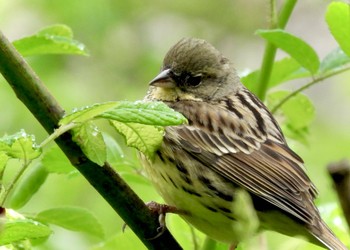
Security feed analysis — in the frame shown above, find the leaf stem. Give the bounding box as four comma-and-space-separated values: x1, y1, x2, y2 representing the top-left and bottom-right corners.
0, 161, 31, 206
271, 66, 350, 113
39, 123, 78, 148
0, 140, 31, 206
257, 0, 298, 100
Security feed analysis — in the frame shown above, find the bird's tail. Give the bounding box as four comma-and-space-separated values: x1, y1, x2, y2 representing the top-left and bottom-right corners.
312, 220, 348, 250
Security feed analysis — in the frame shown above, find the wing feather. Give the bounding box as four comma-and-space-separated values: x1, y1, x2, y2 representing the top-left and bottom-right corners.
166, 90, 319, 225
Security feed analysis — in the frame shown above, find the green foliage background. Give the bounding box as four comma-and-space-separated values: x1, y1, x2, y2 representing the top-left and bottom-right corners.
1, 1, 350, 249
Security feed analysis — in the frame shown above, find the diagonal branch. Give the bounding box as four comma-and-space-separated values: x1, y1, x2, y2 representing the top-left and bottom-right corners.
0, 30, 182, 250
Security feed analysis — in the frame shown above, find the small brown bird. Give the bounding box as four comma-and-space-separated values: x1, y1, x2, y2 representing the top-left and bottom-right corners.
141, 38, 347, 249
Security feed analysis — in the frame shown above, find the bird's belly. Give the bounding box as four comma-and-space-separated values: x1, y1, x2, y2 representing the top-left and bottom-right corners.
140, 152, 253, 244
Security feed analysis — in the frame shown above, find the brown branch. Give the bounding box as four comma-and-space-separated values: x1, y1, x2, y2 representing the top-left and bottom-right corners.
0, 30, 182, 250
327, 159, 350, 229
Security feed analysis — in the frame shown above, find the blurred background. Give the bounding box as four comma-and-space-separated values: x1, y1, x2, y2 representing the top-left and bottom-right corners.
1, 0, 349, 249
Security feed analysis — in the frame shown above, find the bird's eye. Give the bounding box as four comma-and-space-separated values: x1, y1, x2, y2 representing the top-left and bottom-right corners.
186, 75, 202, 87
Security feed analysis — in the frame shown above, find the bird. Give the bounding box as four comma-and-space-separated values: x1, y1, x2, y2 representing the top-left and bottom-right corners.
140, 37, 347, 249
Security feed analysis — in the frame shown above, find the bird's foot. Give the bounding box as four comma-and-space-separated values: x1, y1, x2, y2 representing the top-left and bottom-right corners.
122, 201, 188, 240
146, 201, 188, 240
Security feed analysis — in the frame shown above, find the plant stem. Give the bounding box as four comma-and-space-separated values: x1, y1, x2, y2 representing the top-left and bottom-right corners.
0, 137, 32, 206
278, 0, 298, 28
0, 161, 31, 206
0, 30, 181, 249
271, 66, 350, 113
256, 0, 298, 100
39, 123, 77, 148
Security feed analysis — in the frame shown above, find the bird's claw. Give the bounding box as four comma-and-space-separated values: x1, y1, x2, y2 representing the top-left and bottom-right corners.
122, 201, 188, 240
146, 201, 186, 240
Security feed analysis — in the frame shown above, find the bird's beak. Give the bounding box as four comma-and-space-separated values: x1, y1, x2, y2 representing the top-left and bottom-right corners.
149, 68, 176, 88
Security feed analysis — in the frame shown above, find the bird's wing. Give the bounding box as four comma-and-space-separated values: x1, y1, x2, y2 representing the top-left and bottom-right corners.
167, 89, 319, 225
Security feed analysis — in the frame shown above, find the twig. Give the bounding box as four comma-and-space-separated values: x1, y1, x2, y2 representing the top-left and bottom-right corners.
271, 65, 350, 113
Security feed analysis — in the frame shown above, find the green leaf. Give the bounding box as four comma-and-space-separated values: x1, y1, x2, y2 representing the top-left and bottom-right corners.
267, 58, 310, 86
60, 102, 119, 126
102, 133, 125, 166
231, 189, 259, 242
0, 152, 9, 175
59, 101, 186, 161
60, 101, 185, 163
12, 24, 89, 57
110, 121, 164, 159
167, 215, 205, 250
98, 101, 187, 126
72, 122, 106, 166
91, 231, 145, 250
257, 29, 320, 74
0, 219, 52, 245
0, 130, 41, 160
319, 47, 350, 74
267, 91, 315, 144
240, 70, 259, 93
326, 2, 350, 57
9, 163, 49, 210
41, 145, 75, 174
60, 101, 186, 127
241, 57, 310, 93
35, 207, 104, 239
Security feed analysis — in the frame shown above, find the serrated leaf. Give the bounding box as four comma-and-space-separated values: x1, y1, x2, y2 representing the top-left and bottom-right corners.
41, 145, 75, 174
60, 101, 186, 127
320, 47, 350, 74
10, 139, 41, 161
13, 24, 89, 57
241, 57, 310, 94
35, 207, 104, 239
257, 29, 320, 74
267, 91, 315, 144
98, 101, 187, 126
0, 130, 41, 160
59, 101, 185, 161
60, 102, 119, 126
72, 122, 106, 166
0, 219, 52, 245
326, 2, 350, 57
9, 163, 49, 210
110, 121, 163, 159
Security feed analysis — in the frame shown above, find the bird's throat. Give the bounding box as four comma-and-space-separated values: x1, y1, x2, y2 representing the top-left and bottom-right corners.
149, 86, 202, 102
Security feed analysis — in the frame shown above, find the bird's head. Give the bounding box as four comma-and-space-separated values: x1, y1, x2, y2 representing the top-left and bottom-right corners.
148, 38, 241, 102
